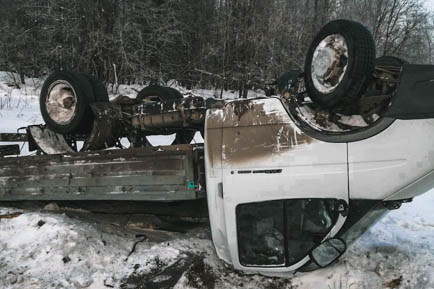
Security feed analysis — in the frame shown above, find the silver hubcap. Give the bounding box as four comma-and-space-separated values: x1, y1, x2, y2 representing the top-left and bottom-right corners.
311, 34, 348, 94
45, 80, 78, 125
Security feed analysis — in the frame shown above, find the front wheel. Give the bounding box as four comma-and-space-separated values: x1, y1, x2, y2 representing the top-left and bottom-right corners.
304, 20, 376, 108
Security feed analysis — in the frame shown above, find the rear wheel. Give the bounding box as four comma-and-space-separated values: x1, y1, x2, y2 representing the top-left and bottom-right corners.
166, 87, 184, 99
136, 85, 177, 102
304, 20, 376, 108
40, 71, 95, 134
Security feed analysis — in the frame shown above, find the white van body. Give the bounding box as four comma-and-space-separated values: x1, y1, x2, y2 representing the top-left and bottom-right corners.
205, 97, 434, 275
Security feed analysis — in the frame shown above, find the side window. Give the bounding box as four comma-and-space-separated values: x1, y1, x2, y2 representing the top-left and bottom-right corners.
286, 199, 338, 265
237, 199, 340, 267
237, 201, 285, 267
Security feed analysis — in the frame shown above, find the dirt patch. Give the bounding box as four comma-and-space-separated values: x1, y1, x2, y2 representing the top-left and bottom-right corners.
222, 124, 312, 166
222, 99, 289, 127
185, 257, 217, 289
120, 254, 218, 289
120, 254, 198, 289
209, 99, 314, 166
264, 279, 294, 289
384, 276, 403, 288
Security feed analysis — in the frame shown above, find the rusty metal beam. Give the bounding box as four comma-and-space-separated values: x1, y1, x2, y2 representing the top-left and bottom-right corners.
0, 133, 28, 142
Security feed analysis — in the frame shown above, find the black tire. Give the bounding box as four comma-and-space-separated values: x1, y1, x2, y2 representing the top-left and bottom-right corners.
78, 73, 110, 134
79, 73, 109, 102
136, 85, 181, 102
166, 87, 184, 99
40, 71, 95, 134
304, 20, 376, 108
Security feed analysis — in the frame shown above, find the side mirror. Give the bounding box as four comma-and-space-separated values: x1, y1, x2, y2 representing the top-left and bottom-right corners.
309, 238, 346, 268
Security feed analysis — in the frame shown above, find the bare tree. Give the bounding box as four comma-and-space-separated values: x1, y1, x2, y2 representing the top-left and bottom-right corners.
0, 0, 431, 91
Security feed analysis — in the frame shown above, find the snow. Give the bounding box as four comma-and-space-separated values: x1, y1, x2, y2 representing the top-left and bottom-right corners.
0, 74, 433, 288
0, 211, 185, 288
1, 194, 433, 289
338, 114, 369, 127
0, 73, 42, 134
291, 191, 434, 289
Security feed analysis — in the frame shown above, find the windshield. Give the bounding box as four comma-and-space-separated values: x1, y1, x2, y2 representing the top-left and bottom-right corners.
237, 199, 340, 267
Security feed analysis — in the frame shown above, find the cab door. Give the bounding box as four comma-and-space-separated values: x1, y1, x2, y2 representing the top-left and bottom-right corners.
220, 98, 349, 274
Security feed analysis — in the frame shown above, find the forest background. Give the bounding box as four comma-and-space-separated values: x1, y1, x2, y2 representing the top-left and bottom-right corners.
1, 0, 432, 94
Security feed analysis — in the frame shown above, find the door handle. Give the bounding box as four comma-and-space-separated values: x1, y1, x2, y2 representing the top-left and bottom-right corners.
218, 182, 223, 199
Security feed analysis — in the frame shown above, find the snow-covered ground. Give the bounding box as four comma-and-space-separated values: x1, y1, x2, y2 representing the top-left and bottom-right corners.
0, 74, 433, 289
1, 192, 433, 289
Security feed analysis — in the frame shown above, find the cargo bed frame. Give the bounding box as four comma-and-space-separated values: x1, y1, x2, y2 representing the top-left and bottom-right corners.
0, 143, 205, 203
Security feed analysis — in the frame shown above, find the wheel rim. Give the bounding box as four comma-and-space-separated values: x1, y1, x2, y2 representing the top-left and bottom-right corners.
311, 34, 348, 94
45, 80, 78, 125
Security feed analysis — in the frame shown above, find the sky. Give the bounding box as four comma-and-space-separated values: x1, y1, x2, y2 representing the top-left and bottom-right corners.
425, 0, 434, 11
